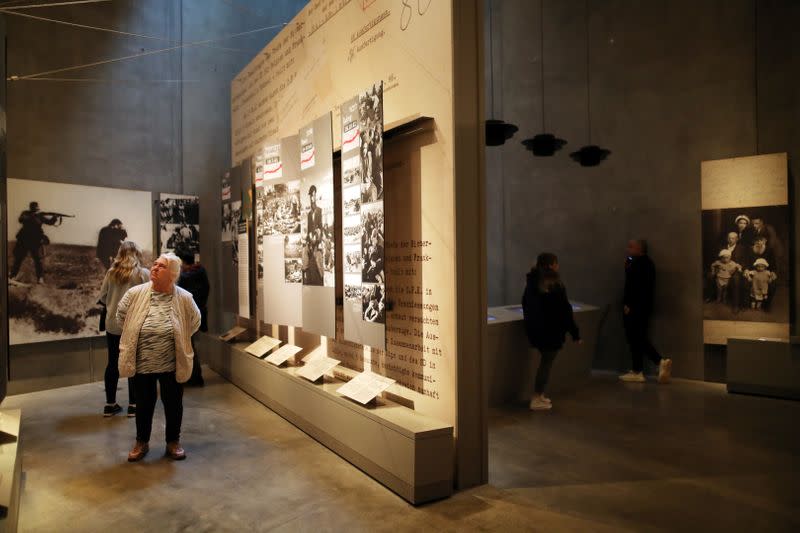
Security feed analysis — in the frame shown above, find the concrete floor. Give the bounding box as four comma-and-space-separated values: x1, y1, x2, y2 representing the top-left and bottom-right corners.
3, 370, 799, 532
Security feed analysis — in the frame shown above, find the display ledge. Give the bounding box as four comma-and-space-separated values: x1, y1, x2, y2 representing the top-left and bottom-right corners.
0, 409, 22, 532
198, 333, 453, 505
487, 301, 599, 325
727, 337, 800, 401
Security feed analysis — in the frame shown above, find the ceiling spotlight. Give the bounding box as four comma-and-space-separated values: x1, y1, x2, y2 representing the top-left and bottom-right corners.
486, 119, 519, 146
570, 145, 611, 167
521, 133, 567, 156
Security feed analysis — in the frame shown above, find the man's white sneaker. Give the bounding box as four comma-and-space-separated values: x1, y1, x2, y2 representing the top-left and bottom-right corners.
658, 358, 673, 384
619, 371, 646, 383
529, 397, 552, 410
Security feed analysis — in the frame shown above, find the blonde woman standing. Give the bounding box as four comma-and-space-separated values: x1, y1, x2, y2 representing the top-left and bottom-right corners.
98, 241, 150, 417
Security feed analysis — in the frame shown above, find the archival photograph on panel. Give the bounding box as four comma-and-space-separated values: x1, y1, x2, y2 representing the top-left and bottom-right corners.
344, 243, 362, 274
361, 283, 385, 324
7, 178, 153, 344
255, 186, 266, 279
361, 203, 385, 284
300, 181, 334, 287
283, 233, 303, 283
221, 200, 241, 242
265, 181, 301, 236
343, 181, 361, 217
701, 205, 789, 323
359, 81, 384, 204
159, 193, 199, 257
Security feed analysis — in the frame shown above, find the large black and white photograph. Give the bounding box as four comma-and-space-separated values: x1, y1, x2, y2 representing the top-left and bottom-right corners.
221, 200, 241, 242
300, 182, 335, 287
255, 185, 266, 279
701, 205, 789, 323
7, 178, 153, 345
159, 193, 199, 257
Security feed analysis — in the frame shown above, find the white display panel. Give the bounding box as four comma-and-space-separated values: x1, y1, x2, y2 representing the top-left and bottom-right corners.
7, 178, 153, 345
299, 113, 336, 338
341, 82, 386, 350
258, 136, 303, 328
232, 0, 459, 427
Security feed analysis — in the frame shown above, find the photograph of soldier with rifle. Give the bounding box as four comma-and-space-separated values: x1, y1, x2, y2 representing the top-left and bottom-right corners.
7, 178, 153, 345
9, 201, 74, 285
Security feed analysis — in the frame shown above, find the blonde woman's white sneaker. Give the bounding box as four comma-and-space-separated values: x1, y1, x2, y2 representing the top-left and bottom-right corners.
619, 371, 646, 383
529, 397, 552, 410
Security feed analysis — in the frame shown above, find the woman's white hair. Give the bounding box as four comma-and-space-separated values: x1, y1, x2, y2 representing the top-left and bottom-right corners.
159, 252, 182, 283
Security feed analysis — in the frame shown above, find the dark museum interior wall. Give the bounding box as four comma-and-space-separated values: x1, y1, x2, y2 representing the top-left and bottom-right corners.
485, 0, 800, 380
5, 0, 305, 393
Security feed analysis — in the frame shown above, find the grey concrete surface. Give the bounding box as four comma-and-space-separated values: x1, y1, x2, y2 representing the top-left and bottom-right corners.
3, 369, 798, 531
485, 0, 800, 380
5, 0, 305, 390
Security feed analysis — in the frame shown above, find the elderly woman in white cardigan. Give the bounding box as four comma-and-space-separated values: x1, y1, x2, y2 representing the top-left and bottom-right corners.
116, 252, 200, 462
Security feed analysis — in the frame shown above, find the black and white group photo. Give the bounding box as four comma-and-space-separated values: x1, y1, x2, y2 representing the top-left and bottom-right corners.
361, 204, 384, 284
6, 178, 153, 344
221, 200, 242, 242
359, 82, 384, 204
284, 233, 303, 284
264, 181, 301, 235
159, 194, 200, 257
300, 182, 335, 287
361, 283, 386, 324
701, 205, 789, 323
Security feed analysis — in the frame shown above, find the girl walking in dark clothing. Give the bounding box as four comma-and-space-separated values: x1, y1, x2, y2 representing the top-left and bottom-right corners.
521, 253, 581, 410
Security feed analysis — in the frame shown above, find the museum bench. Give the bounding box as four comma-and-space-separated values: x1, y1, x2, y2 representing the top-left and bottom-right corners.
727, 336, 800, 400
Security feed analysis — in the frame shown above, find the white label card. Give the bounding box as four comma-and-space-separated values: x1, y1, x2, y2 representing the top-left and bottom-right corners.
265, 344, 303, 366
219, 326, 247, 342
244, 336, 282, 357
296, 357, 341, 382
337, 371, 395, 405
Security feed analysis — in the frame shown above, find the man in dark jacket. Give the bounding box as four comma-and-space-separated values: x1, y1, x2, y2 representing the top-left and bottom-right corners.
620, 239, 672, 384
176, 245, 210, 386
96, 219, 127, 270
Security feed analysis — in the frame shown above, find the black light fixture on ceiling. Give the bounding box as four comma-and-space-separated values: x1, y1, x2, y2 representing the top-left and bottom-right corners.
521, 0, 567, 156
485, 0, 518, 146
570, 0, 610, 166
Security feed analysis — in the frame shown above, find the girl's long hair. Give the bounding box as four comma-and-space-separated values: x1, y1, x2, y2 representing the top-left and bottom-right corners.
531, 252, 561, 292
108, 241, 144, 284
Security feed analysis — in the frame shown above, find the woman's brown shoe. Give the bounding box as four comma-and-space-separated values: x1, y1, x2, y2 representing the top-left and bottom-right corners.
127, 441, 149, 462
166, 441, 186, 460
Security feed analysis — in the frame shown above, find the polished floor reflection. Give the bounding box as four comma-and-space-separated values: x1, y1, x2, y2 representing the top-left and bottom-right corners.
4, 370, 798, 531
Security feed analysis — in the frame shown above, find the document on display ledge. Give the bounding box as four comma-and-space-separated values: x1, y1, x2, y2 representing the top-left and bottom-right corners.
337, 371, 395, 405
265, 344, 303, 366
244, 335, 282, 357
219, 326, 247, 342
296, 356, 341, 382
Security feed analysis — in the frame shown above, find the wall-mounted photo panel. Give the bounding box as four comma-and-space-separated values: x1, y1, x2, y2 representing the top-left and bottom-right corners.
159, 193, 199, 260
701, 153, 790, 344
340, 82, 385, 349
7, 178, 153, 344
259, 136, 303, 328
300, 113, 335, 337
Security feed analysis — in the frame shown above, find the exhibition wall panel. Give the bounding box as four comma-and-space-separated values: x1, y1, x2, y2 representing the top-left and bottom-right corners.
231, 0, 460, 430
231, 0, 486, 487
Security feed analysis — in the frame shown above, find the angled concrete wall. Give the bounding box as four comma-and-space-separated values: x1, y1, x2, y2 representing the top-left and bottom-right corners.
486, 0, 800, 380
4, 0, 304, 393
